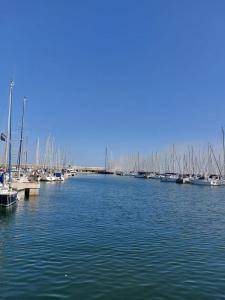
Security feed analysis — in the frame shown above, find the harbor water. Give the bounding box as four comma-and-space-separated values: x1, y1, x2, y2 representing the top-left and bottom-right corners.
1, 175, 225, 299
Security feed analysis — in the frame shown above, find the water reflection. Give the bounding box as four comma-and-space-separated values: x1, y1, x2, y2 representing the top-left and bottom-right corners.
27, 196, 39, 213
1, 177, 225, 300
0, 204, 17, 223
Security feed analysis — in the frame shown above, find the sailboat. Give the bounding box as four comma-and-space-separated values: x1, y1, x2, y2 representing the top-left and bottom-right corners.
40, 135, 56, 181
190, 143, 225, 186
0, 80, 18, 207
14, 97, 29, 183
54, 149, 65, 181
134, 152, 146, 178
161, 145, 179, 183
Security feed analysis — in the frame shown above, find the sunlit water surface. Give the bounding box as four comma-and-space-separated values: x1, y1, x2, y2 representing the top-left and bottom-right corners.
1, 175, 225, 299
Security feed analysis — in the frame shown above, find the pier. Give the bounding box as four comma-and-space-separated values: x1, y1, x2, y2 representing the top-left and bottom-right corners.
11, 181, 41, 197
74, 166, 107, 174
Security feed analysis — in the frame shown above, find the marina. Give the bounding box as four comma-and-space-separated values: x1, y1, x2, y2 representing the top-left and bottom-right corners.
1, 175, 225, 299
1, 1, 225, 299
1, 79, 225, 209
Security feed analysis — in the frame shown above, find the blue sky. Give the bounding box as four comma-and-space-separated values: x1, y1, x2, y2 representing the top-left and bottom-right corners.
0, 0, 225, 165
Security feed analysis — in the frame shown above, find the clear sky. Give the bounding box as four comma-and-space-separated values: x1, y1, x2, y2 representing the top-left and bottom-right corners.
0, 0, 225, 165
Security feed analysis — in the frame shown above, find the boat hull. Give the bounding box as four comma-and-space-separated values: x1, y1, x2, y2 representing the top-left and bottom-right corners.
40, 176, 55, 182
147, 174, 161, 179
134, 175, 146, 178
190, 179, 225, 186
161, 177, 178, 183
176, 178, 183, 184
149, 176, 161, 180
0, 192, 17, 207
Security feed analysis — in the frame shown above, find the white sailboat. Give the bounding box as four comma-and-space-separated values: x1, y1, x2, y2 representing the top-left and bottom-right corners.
146, 172, 161, 179
134, 152, 146, 178
161, 145, 178, 182
0, 80, 18, 207
190, 175, 225, 186
190, 144, 225, 186
161, 173, 178, 182
14, 97, 29, 183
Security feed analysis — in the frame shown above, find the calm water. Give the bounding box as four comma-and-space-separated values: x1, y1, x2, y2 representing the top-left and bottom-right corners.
1, 175, 225, 300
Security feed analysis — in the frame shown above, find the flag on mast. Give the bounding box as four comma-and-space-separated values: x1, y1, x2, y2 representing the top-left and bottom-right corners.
0, 133, 7, 142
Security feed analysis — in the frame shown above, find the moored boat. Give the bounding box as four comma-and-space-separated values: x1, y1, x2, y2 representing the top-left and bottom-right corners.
0, 186, 17, 207
54, 171, 65, 181
146, 173, 161, 179
115, 171, 124, 176
161, 173, 178, 183
190, 175, 225, 186
175, 174, 192, 184
40, 173, 56, 182
0, 81, 18, 207
134, 171, 146, 178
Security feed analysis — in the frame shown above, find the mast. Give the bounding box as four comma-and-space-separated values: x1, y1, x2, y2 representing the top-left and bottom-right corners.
63, 151, 67, 169
172, 144, 175, 173
175, 152, 181, 174
207, 143, 212, 175
57, 148, 61, 170
17, 97, 26, 178
24, 136, 28, 170
222, 127, 225, 177
50, 137, 54, 169
44, 134, 51, 169
187, 146, 191, 174
7, 80, 14, 187
35, 137, 40, 167
137, 152, 140, 172
191, 146, 195, 174
105, 146, 108, 173
210, 144, 222, 176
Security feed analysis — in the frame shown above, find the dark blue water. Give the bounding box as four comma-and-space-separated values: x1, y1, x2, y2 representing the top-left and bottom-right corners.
1, 175, 225, 299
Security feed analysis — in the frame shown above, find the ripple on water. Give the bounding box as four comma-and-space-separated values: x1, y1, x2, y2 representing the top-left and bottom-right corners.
1, 176, 225, 299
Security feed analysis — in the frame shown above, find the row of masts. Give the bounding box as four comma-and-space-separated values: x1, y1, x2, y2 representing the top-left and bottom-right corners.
35, 136, 69, 169
0, 80, 71, 174
107, 136, 225, 176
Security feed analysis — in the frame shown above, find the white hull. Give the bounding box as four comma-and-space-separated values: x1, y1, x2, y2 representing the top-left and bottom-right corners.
40, 175, 56, 182
183, 177, 191, 184
54, 176, 65, 181
190, 179, 225, 186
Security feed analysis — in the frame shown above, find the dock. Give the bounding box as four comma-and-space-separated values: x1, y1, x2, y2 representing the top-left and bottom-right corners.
11, 181, 41, 197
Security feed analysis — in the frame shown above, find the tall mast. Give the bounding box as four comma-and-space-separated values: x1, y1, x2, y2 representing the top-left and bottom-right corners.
7, 80, 14, 186
222, 127, 225, 177
210, 144, 222, 176
35, 137, 40, 167
57, 149, 61, 169
207, 143, 211, 174
105, 146, 108, 172
137, 152, 140, 172
44, 134, 51, 169
17, 97, 26, 178
191, 146, 195, 174
51, 138, 54, 169
172, 144, 175, 173
62, 151, 67, 168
